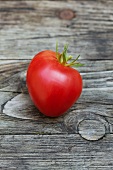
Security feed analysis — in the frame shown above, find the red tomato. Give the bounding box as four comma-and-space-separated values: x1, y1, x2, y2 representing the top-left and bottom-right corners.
26, 46, 83, 117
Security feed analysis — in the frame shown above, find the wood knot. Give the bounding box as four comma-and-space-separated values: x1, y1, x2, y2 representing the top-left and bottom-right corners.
64, 111, 109, 138
78, 119, 106, 141
58, 9, 75, 20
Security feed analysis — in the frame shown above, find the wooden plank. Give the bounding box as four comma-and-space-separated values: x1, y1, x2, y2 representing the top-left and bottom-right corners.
0, 60, 113, 92
0, 60, 29, 92
0, 134, 113, 169
0, 1, 113, 60
0, 60, 113, 136
0, 0, 113, 169
1, 27, 113, 60
0, 89, 112, 135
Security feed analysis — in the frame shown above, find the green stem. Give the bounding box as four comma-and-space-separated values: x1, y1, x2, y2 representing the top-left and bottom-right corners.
56, 43, 84, 68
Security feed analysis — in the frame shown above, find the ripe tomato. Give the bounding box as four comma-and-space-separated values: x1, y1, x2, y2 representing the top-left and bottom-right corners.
26, 45, 83, 117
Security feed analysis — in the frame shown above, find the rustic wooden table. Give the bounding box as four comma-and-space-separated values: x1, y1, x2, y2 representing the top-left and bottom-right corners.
0, 0, 113, 169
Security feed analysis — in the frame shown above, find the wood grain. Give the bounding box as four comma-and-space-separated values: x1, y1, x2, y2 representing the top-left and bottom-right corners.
0, 0, 113, 169
0, 60, 113, 92
0, 134, 113, 170
0, 90, 112, 135
1, 0, 113, 60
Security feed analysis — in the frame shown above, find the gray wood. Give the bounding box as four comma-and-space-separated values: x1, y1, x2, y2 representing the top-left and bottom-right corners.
0, 0, 113, 169
0, 134, 113, 170
78, 119, 106, 141
0, 90, 111, 135
0, 60, 113, 92
1, 0, 113, 60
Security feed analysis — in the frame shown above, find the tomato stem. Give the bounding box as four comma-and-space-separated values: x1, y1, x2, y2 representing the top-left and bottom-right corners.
56, 43, 84, 67
56, 41, 59, 60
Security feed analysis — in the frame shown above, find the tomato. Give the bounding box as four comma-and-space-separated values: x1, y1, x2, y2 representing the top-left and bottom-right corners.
26, 45, 83, 117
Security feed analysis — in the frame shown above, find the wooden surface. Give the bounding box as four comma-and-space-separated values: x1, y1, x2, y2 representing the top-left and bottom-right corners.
0, 0, 113, 169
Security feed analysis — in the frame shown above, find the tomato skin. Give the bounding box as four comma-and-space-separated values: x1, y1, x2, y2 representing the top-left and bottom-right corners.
27, 50, 82, 117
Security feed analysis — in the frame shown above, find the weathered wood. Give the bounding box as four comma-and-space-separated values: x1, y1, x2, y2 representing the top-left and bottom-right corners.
0, 60, 29, 92
1, 0, 113, 60
0, 90, 112, 135
78, 119, 106, 141
0, 134, 113, 170
0, 60, 113, 92
0, 0, 113, 169
1, 28, 113, 60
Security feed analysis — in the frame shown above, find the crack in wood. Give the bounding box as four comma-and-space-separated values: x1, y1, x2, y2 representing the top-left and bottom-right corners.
0, 7, 35, 12
1, 94, 19, 114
